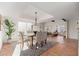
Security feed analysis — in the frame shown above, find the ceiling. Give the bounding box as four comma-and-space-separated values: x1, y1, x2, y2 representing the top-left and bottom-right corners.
30, 2, 79, 20
0, 2, 79, 23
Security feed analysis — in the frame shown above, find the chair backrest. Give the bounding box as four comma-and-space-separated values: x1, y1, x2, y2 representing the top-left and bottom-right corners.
36, 31, 47, 43
19, 32, 24, 39
19, 32, 24, 49
36, 32, 42, 43
42, 32, 47, 41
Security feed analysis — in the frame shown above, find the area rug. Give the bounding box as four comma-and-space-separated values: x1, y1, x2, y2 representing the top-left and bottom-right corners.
20, 42, 57, 56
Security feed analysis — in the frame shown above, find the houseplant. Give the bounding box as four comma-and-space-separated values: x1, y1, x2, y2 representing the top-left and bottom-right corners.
4, 18, 15, 41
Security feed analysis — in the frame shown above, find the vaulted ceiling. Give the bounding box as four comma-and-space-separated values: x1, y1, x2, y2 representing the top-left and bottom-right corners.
30, 2, 79, 20
0, 2, 79, 23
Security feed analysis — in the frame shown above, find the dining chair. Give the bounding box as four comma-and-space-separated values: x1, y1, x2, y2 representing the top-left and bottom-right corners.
35, 31, 47, 48
19, 32, 24, 49
42, 32, 47, 45
36, 32, 42, 47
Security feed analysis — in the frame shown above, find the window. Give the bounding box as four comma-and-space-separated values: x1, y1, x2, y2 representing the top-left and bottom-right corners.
18, 21, 32, 33
18, 21, 26, 32
26, 23, 32, 31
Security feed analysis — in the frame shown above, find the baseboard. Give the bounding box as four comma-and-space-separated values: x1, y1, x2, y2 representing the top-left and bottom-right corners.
67, 37, 78, 40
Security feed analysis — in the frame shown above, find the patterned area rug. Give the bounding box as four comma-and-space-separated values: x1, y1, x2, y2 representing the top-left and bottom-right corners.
20, 42, 57, 56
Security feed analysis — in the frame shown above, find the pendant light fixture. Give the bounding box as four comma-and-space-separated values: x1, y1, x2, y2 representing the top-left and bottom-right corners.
33, 10, 39, 35
35, 11, 37, 25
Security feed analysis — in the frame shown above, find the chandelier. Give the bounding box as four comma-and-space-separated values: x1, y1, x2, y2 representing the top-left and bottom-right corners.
34, 11, 37, 25
33, 11, 39, 34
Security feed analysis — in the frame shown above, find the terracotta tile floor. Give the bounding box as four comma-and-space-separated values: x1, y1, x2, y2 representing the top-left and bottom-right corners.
41, 36, 78, 56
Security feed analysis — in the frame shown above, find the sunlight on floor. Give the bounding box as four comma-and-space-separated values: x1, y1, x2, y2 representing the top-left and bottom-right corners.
57, 36, 64, 44
23, 42, 29, 50
12, 44, 21, 56
12, 42, 29, 56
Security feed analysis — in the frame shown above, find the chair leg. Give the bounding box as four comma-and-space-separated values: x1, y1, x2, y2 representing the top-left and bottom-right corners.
40, 41, 43, 47
36, 42, 38, 49
45, 39, 47, 44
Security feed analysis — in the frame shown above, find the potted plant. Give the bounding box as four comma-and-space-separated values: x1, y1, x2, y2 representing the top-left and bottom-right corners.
4, 18, 15, 41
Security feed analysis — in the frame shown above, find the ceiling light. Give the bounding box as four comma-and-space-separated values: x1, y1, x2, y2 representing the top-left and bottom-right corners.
51, 20, 55, 22
62, 18, 67, 22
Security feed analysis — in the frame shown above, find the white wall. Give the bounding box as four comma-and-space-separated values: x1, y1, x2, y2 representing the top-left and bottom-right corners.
45, 21, 56, 33
45, 19, 67, 36
45, 19, 78, 40
68, 19, 78, 39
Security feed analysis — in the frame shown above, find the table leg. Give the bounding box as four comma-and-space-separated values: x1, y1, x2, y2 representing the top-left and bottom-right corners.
31, 36, 33, 47
29, 36, 33, 48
